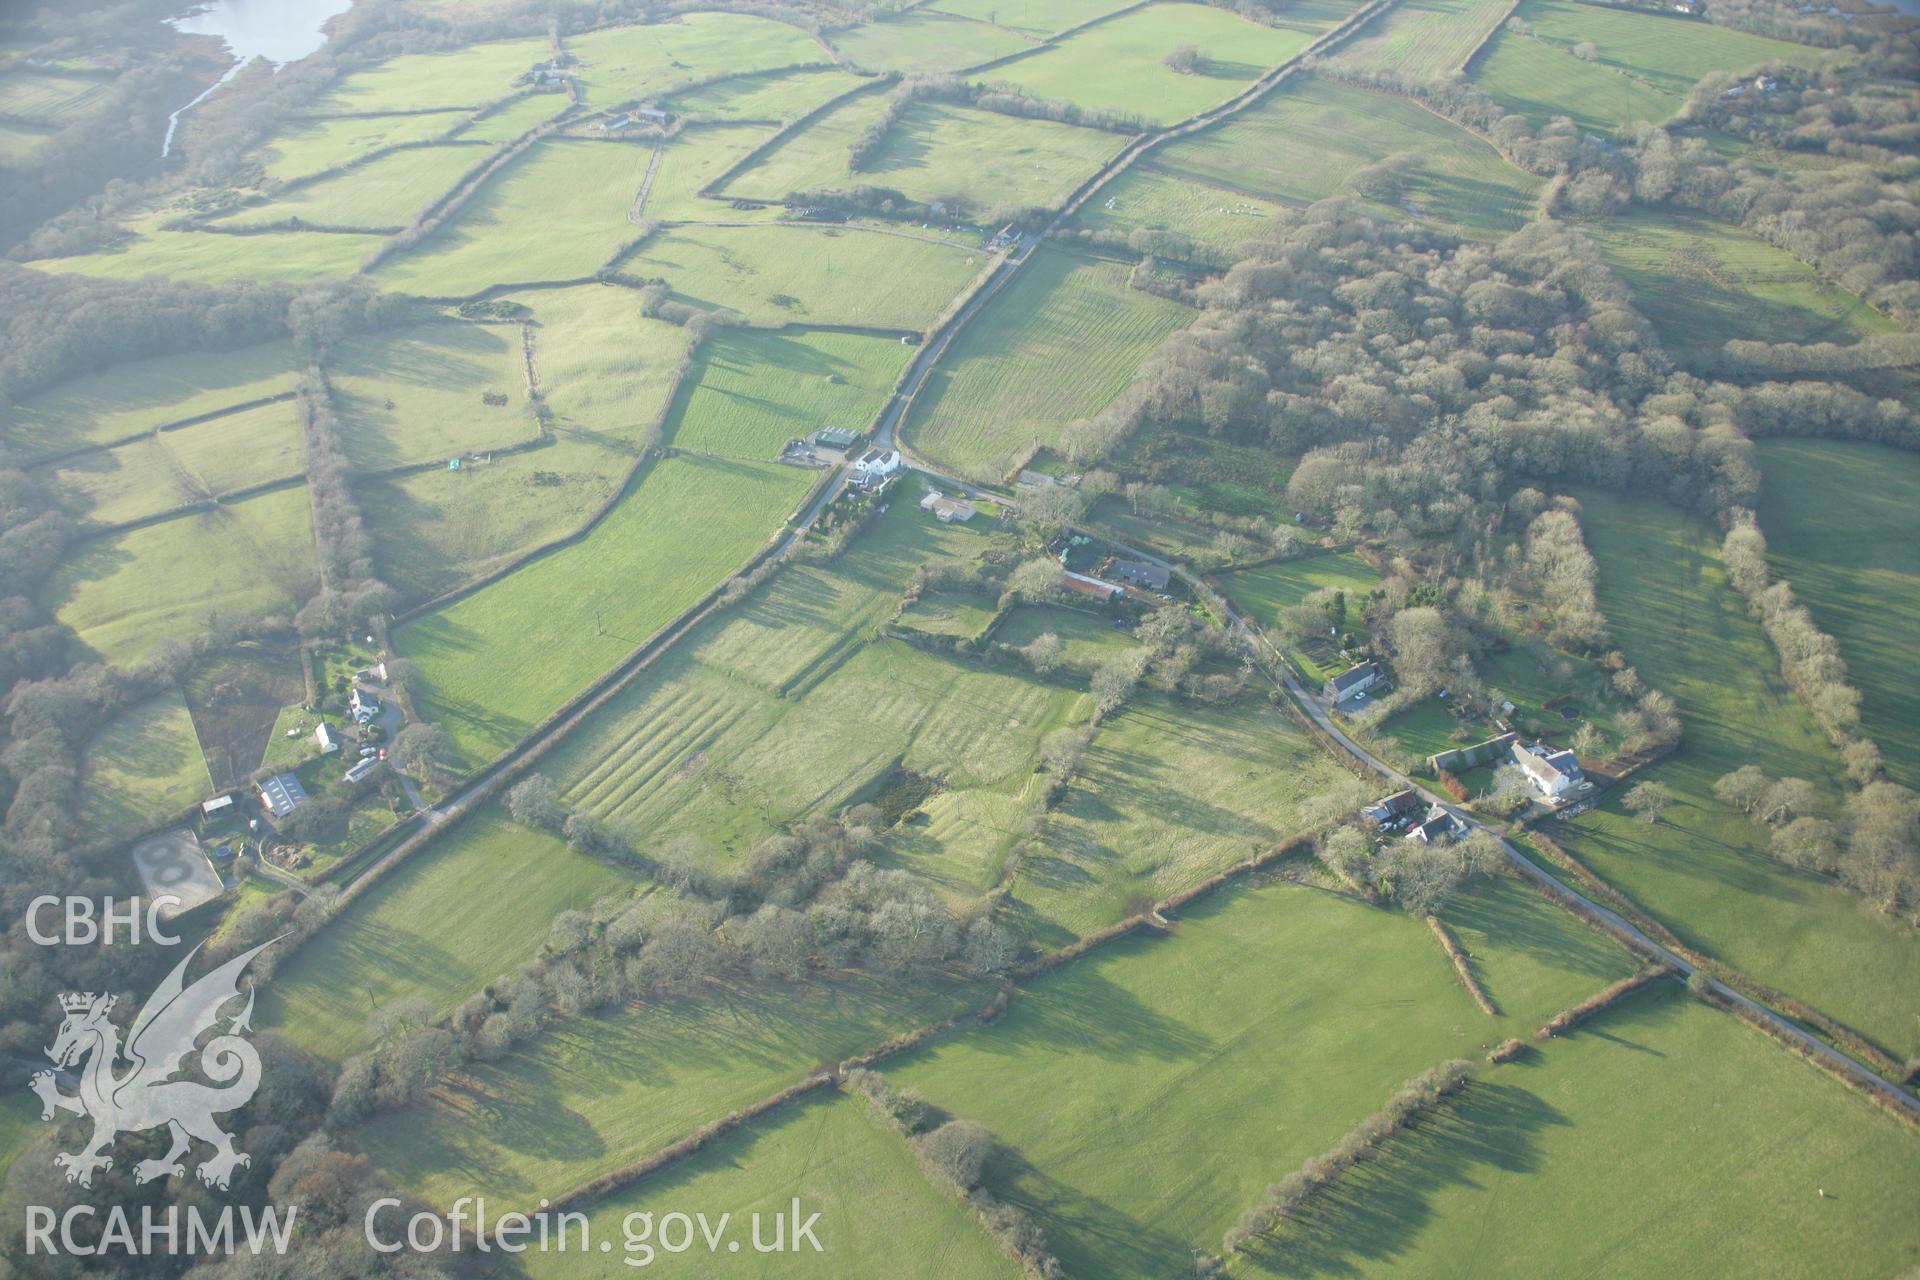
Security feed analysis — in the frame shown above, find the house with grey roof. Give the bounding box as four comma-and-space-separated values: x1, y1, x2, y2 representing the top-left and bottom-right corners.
1512, 741, 1585, 802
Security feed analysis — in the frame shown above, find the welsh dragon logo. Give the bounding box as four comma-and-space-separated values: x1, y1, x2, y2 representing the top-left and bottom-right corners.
30, 939, 275, 1191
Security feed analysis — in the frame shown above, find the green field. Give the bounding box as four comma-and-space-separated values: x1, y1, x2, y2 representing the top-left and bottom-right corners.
361, 293, 691, 603
1012, 693, 1350, 943
263, 808, 635, 1060
1756, 441, 1920, 789
31, 225, 381, 286
353, 971, 987, 1209
889, 874, 1612, 1277
900, 247, 1189, 478
1218, 549, 1381, 681
75, 690, 212, 841
42, 487, 318, 666
372, 140, 651, 297
670, 328, 911, 458
327, 320, 535, 469
5, 340, 296, 461
453, 92, 568, 144
1071, 163, 1283, 254
1473, 0, 1831, 132
1150, 75, 1545, 237
930, 0, 1140, 35
305, 37, 550, 114
43, 398, 303, 528
665, 66, 859, 121
1586, 209, 1893, 361
635, 124, 782, 222
726, 98, 1124, 214
713, 89, 891, 197
521, 1092, 1019, 1279
0, 69, 108, 120
398, 454, 814, 769
219, 144, 486, 231
992, 602, 1136, 671
829, 9, 1036, 74
617, 224, 986, 328
1330, 0, 1514, 76
259, 111, 469, 182
1241, 986, 1920, 1277
996, 3, 1325, 125
1562, 490, 1920, 1059
568, 13, 824, 107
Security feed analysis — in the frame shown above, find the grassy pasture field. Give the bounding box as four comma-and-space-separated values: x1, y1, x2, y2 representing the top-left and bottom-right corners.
397, 454, 814, 769
1561, 490, 1920, 1059
715, 88, 890, 198
670, 328, 911, 458
40, 400, 304, 526
304, 36, 550, 114
4, 340, 296, 461
993, 3, 1324, 125
371, 140, 651, 298
1149, 75, 1544, 237
75, 690, 212, 842
451, 92, 567, 144
664, 66, 858, 121
360, 293, 691, 603
41, 487, 318, 667
1330, 0, 1514, 76
327, 320, 534, 469
184, 642, 305, 788
1471, 0, 1830, 132
1012, 693, 1350, 943
31, 224, 381, 286
353, 972, 988, 1209
633, 124, 782, 222
1585, 209, 1892, 360
929, 0, 1139, 35
992, 603, 1136, 672
219, 144, 487, 230
1756, 441, 1920, 789
730, 98, 1125, 213
617, 225, 986, 328
521, 1092, 1019, 1279
0, 70, 108, 121
899, 247, 1189, 478
888, 876, 1583, 1277
1241, 985, 1920, 1277
0, 121, 54, 161
568, 13, 824, 107
829, 9, 1037, 73
262, 808, 635, 1061
258, 111, 468, 181
1071, 162, 1283, 254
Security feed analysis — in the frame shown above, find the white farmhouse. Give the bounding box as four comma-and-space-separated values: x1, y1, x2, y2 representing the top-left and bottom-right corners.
853, 447, 902, 485
1512, 741, 1584, 802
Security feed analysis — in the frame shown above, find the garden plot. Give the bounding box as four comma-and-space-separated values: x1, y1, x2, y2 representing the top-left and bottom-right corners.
899, 247, 1189, 478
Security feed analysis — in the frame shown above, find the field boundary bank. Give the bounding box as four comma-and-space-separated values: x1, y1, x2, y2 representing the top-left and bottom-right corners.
697, 73, 897, 200
1462, 0, 1529, 75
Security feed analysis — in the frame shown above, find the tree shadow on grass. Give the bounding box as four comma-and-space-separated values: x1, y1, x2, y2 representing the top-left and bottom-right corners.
1239, 1080, 1567, 1277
